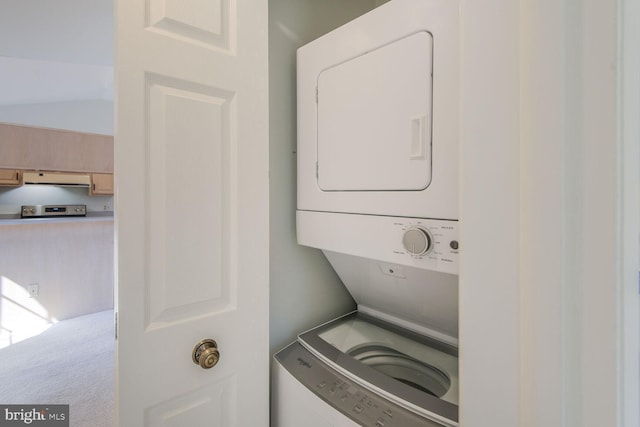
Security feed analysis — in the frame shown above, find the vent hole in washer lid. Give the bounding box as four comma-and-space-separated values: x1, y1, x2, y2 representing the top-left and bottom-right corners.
348, 345, 450, 398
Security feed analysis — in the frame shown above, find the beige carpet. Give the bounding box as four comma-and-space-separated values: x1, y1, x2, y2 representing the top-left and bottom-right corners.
0, 310, 114, 427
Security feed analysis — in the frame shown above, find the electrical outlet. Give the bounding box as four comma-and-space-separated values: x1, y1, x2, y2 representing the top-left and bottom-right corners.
27, 284, 39, 298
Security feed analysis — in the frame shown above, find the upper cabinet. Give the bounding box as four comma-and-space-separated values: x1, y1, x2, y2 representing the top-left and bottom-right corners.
0, 122, 113, 174
90, 173, 115, 196
0, 169, 21, 186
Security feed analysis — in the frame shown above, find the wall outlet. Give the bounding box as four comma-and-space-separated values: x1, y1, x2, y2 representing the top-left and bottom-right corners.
27, 284, 39, 298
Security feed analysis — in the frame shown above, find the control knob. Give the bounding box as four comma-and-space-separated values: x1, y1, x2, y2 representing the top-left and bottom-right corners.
402, 227, 432, 256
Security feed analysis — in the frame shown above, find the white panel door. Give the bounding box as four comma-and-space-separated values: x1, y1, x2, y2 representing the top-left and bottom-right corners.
115, 0, 269, 425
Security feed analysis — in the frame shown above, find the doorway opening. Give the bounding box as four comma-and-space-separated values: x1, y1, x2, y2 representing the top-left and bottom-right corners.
0, 1, 115, 426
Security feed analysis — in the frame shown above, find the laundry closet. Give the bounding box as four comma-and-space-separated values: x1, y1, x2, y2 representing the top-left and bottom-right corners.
269, 0, 638, 425
271, 1, 460, 425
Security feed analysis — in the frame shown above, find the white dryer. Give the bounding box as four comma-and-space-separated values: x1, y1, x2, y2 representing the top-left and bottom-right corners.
296, 0, 459, 221
274, 0, 460, 426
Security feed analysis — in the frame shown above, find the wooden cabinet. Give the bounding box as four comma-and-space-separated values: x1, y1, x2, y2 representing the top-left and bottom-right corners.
90, 173, 114, 196
0, 123, 115, 193
0, 122, 113, 173
0, 169, 21, 186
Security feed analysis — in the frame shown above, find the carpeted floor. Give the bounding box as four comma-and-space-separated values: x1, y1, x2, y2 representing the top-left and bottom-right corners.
0, 310, 114, 427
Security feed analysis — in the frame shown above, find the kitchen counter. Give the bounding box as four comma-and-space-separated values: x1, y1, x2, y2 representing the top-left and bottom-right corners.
0, 213, 114, 321
0, 211, 113, 225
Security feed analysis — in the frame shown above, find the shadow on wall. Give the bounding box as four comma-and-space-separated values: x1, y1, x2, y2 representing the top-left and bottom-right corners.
0, 276, 57, 349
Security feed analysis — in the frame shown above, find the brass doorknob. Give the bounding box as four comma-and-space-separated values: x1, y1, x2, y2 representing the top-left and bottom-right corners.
192, 339, 220, 369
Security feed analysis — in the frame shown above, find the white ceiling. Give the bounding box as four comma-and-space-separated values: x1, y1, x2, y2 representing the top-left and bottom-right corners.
0, 0, 113, 66
0, 0, 113, 107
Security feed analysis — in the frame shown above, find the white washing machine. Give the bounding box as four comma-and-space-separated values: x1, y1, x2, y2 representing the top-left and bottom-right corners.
274, 0, 460, 426
273, 311, 458, 427
273, 232, 460, 427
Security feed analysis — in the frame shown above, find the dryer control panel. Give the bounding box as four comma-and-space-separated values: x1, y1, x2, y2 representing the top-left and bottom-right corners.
394, 219, 459, 273
297, 210, 459, 275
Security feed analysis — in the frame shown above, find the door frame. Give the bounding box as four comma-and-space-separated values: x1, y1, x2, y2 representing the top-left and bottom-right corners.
458, 0, 639, 425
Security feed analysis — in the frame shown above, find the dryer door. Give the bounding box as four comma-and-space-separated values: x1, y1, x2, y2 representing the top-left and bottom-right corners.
317, 31, 433, 192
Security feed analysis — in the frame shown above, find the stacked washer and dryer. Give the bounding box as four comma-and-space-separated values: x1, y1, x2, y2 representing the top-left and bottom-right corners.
273, 1, 460, 426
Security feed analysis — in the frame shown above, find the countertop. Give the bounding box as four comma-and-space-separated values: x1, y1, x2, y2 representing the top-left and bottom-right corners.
0, 211, 114, 225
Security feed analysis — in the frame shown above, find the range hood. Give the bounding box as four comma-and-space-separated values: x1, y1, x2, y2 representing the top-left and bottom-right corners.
22, 171, 91, 187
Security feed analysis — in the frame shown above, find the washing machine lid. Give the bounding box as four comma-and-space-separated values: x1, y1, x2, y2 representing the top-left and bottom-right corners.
317, 31, 433, 192
299, 312, 458, 425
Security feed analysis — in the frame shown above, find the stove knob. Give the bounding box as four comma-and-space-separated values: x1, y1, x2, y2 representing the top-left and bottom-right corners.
402, 227, 432, 256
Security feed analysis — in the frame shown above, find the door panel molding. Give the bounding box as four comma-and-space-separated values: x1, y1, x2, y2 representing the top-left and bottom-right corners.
145, 375, 237, 426
145, 74, 237, 329
145, 0, 234, 53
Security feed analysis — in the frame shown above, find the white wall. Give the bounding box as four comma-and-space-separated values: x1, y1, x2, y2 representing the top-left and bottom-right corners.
268, 0, 387, 354
458, 0, 520, 423
0, 57, 113, 107
0, 219, 114, 325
